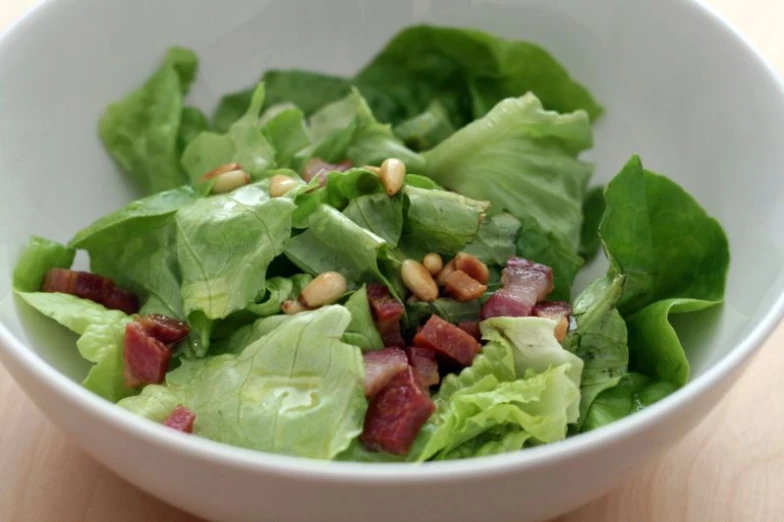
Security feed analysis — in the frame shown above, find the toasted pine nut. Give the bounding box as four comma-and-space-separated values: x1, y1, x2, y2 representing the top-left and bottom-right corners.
282, 300, 308, 315
422, 253, 443, 276
436, 259, 456, 286
299, 271, 347, 308
554, 316, 569, 342
211, 170, 250, 194
269, 175, 298, 198
199, 162, 242, 182
455, 252, 490, 284
361, 165, 381, 175
401, 259, 438, 302
379, 158, 405, 196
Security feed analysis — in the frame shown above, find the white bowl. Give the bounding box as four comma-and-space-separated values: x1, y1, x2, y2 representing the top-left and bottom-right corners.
0, 1, 781, 521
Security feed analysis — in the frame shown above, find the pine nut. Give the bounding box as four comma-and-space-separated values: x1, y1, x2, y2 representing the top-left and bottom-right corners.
211, 169, 250, 194
401, 259, 438, 302
422, 253, 443, 276
199, 162, 242, 182
299, 271, 347, 308
436, 259, 456, 286
455, 252, 490, 284
269, 174, 298, 198
379, 158, 405, 196
361, 165, 381, 175
282, 300, 307, 315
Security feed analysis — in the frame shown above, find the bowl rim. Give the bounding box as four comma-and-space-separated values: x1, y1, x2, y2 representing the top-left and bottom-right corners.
0, 0, 782, 482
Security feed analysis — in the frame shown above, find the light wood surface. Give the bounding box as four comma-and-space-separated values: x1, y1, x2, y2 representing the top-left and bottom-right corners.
1, 1, 783, 521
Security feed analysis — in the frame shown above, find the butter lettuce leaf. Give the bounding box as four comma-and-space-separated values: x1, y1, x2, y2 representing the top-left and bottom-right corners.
343, 285, 383, 351
15, 292, 134, 402
119, 306, 367, 460
393, 99, 455, 151
99, 47, 197, 194
463, 213, 520, 267
12, 236, 75, 292
423, 93, 593, 253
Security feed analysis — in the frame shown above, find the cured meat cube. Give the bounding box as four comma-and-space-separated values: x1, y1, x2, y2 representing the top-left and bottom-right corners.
442, 270, 487, 302
406, 347, 439, 387
413, 315, 481, 367
363, 348, 409, 398
360, 367, 435, 455
138, 314, 190, 345
457, 321, 481, 341
163, 405, 196, 434
123, 322, 171, 388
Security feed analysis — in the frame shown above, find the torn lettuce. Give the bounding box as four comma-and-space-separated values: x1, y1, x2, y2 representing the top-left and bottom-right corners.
15, 292, 134, 402
12, 236, 75, 293
582, 373, 678, 432
99, 47, 198, 195
119, 306, 367, 460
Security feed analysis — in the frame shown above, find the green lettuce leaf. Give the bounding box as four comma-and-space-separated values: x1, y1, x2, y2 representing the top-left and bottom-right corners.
70, 186, 202, 317
12, 236, 75, 292
463, 213, 520, 267
343, 193, 404, 245
343, 285, 383, 350
564, 276, 628, 425
393, 99, 455, 151
400, 186, 489, 257
582, 372, 678, 432
16, 292, 134, 402
515, 216, 583, 300
175, 182, 295, 321
119, 306, 367, 460
481, 316, 583, 423
423, 92, 593, 254
599, 155, 730, 316
355, 25, 602, 128
579, 186, 605, 261
177, 106, 209, 155
182, 83, 276, 182
626, 298, 717, 386
260, 108, 311, 169
99, 47, 197, 194
306, 89, 425, 172
284, 204, 396, 291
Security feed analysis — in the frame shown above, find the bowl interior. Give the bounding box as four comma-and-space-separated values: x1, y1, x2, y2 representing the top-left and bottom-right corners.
0, 0, 781, 390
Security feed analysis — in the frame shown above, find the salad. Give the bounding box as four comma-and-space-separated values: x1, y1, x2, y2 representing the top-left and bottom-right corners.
11, 25, 729, 462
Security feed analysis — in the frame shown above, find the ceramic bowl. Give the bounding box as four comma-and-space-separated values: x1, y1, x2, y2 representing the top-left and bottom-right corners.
0, 1, 782, 521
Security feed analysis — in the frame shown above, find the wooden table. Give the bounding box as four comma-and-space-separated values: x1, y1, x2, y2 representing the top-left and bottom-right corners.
2, 1, 783, 521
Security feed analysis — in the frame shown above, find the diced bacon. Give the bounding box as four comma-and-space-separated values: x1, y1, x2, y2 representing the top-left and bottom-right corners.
442, 270, 487, 302
413, 315, 481, 367
363, 348, 409, 397
103, 287, 140, 315
367, 283, 406, 348
123, 322, 171, 388
407, 347, 439, 387
503, 258, 553, 301
360, 367, 435, 455
481, 289, 534, 319
302, 158, 353, 186
532, 301, 572, 320
533, 301, 572, 341
457, 321, 481, 341
481, 258, 555, 320
163, 405, 196, 434
41, 268, 140, 314
454, 253, 489, 284
137, 314, 190, 345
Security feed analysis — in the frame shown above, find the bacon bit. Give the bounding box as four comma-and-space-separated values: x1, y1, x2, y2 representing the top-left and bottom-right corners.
504, 258, 553, 301
407, 347, 439, 387
457, 321, 482, 341
42, 268, 140, 314
414, 315, 481, 367
123, 322, 171, 388
533, 301, 572, 342
363, 348, 409, 397
481, 258, 554, 320
360, 367, 435, 455
163, 405, 196, 434
102, 287, 140, 315
302, 158, 352, 186
367, 283, 406, 348
137, 314, 190, 345
454, 253, 490, 284
442, 270, 487, 302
